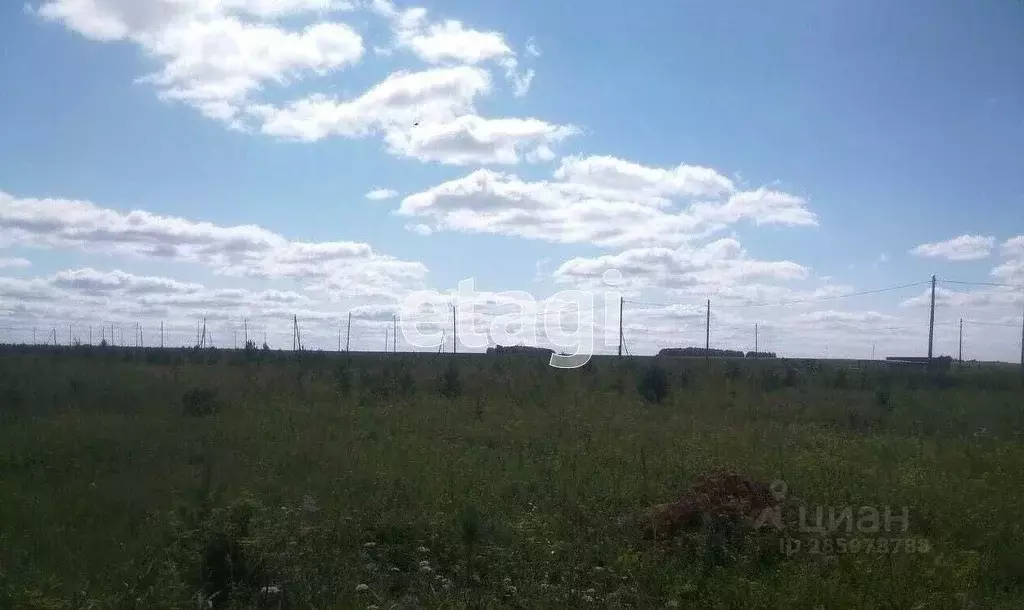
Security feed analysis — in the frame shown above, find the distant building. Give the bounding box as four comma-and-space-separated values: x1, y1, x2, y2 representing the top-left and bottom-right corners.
884, 356, 953, 370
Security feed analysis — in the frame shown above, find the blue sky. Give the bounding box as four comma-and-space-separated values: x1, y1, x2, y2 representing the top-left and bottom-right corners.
0, 0, 1022, 359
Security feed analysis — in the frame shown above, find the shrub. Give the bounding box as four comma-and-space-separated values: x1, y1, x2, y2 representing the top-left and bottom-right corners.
873, 386, 892, 410
782, 367, 800, 388
439, 364, 462, 399
637, 364, 670, 404
182, 388, 219, 417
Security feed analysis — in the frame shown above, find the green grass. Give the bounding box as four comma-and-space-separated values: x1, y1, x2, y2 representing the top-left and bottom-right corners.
1, 347, 1022, 608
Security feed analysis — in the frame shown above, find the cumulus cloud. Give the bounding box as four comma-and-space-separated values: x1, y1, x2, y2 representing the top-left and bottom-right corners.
989, 235, 1024, 286
553, 155, 735, 201
0, 190, 427, 291
370, 0, 535, 96
35, 0, 570, 163
910, 235, 995, 261
552, 239, 810, 293
384, 116, 578, 165
37, 0, 363, 124
397, 159, 816, 248
250, 68, 575, 163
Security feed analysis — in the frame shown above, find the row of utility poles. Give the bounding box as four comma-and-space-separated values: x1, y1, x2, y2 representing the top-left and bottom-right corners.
13, 280, 1024, 365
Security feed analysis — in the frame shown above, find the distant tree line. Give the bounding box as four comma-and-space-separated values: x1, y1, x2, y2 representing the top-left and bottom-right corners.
486, 345, 554, 356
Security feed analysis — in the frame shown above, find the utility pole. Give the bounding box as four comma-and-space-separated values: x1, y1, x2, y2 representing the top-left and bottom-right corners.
393, 314, 398, 353
234, 330, 238, 349
89, 325, 92, 346
111, 323, 115, 347
618, 296, 623, 358
140, 326, 143, 348
52, 327, 57, 346
705, 299, 711, 352
160, 321, 164, 348
927, 274, 936, 362
69, 325, 72, 346
959, 318, 963, 363
338, 328, 341, 352
243, 319, 248, 348
135, 322, 140, 348
201, 318, 207, 349
385, 328, 389, 353
871, 343, 876, 360
754, 323, 759, 357
452, 305, 457, 354
346, 312, 352, 352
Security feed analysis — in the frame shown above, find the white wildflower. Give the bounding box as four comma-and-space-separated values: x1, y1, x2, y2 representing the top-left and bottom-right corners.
417, 546, 429, 553
363, 542, 376, 549
355, 583, 369, 592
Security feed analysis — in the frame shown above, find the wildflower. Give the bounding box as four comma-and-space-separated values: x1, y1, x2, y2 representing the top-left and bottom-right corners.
363, 542, 376, 549
363, 563, 377, 572
419, 559, 430, 568
585, 588, 595, 595
259, 585, 281, 595
419, 564, 433, 573
417, 546, 429, 553
389, 566, 400, 573
583, 595, 594, 603
667, 601, 680, 608
301, 494, 319, 513
355, 584, 369, 593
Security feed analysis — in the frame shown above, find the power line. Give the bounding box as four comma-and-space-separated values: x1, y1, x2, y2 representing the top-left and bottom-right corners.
941, 279, 1024, 289
719, 281, 932, 308
625, 280, 930, 310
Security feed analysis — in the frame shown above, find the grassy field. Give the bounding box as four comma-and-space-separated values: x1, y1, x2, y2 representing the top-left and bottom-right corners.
1, 346, 1023, 609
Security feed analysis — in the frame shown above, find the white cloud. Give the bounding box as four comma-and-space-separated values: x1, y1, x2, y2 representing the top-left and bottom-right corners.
910, 234, 995, 261
0, 257, 31, 269
366, 188, 399, 201
370, 0, 535, 96
251, 66, 491, 140
991, 235, 1024, 285
252, 68, 576, 164
552, 239, 810, 292
1002, 236, 1024, 258
0, 190, 427, 291
397, 159, 816, 248
384, 115, 578, 165
553, 155, 735, 201
37, 0, 364, 124
398, 19, 511, 65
